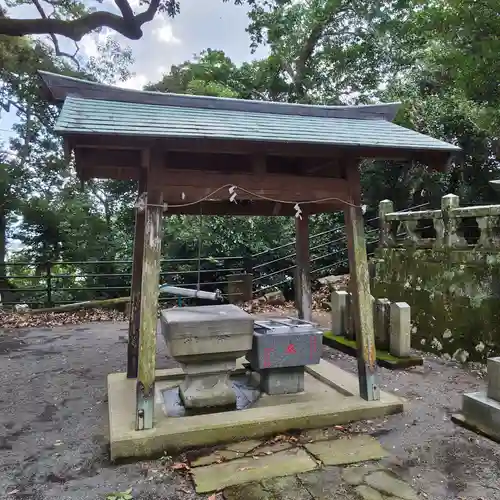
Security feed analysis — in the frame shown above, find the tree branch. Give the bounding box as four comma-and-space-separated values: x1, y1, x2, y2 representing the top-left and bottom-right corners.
292, 5, 352, 100
30, 0, 81, 69
0, 0, 162, 41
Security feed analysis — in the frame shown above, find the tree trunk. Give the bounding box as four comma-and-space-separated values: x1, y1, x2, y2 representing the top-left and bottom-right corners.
0, 206, 7, 285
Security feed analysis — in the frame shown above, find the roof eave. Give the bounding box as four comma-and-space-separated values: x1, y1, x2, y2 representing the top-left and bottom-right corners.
38, 70, 401, 121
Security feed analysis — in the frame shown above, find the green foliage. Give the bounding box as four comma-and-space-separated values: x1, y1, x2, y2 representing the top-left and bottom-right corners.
105, 488, 133, 500
2, 0, 500, 307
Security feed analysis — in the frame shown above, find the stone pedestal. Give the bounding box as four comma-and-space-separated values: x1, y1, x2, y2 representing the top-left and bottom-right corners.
180, 361, 236, 409
459, 357, 500, 440
260, 366, 305, 395
160, 304, 254, 409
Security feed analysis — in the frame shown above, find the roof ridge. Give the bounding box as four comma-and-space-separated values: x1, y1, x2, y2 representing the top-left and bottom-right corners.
39, 70, 401, 122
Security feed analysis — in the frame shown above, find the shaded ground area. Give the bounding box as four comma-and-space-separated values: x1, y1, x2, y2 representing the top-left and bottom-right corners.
0, 314, 499, 499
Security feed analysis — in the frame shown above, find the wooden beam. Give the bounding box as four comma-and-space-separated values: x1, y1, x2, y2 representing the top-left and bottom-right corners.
252, 154, 267, 174
160, 169, 349, 200
343, 162, 380, 402
127, 153, 148, 379
68, 133, 456, 168
135, 148, 164, 431
295, 213, 312, 321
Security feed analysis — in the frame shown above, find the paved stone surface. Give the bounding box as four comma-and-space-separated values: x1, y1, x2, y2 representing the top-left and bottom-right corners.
304, 435, 387, 466
190, 448, 242, 467
261, 476, 313, 500
298, 468, 354, 499
224, 482, 271, 500
342, 464, 382, 486
354, 485, 385, 500
192, 448, 317, 493
226, 439, 263, 454
254, 441, 293, 456
364, 471, 418, 500
299, 427, 343, 443
2, 317, 500, 499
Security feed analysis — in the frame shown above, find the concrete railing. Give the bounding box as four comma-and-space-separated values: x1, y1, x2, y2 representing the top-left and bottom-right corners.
379, 194, 500, 250
330, 290, 411, 357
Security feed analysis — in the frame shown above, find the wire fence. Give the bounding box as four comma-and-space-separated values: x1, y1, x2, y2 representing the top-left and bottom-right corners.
0, 202, 429, 308
251, 202, 430, 295
0, 256, 246, 308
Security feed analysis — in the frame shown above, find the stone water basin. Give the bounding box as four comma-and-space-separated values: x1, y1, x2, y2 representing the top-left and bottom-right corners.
159, 304, 254, 410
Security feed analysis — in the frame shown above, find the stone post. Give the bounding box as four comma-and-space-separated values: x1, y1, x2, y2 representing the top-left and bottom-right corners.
330, 290, 348, 336
378, 200, 394, 247
389, 302, 411, 357
487, 357, 500, 402
441, 194, 461, 248
345, 292, 355, 340
227, 273, 253, 303
374, 298, 391, 351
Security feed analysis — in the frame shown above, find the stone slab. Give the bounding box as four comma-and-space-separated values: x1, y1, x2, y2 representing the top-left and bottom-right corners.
342, 464, 383, 486
452, 412, 500, 444
107, 363, 404, 460
304, 435, 388, 466
191, 448, 317, 493
261, 475, 313, 500
190, 449, 242, 467
253, 441, 293, 456
354, 485, 385, 500
487, 357, 500, 402
224, 483, 270, 500
364, 471, 419, 500
225, 440, 263, 454
458, 391, 500, 442
297, 468, 350, 500
299, 427, 343, 443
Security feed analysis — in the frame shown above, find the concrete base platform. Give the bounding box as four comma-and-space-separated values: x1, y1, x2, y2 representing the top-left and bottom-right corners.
452, 391, 500, 442
108, 359, 404, 461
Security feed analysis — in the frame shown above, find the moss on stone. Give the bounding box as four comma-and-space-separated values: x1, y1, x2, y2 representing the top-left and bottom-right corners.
372, 247, 500, 361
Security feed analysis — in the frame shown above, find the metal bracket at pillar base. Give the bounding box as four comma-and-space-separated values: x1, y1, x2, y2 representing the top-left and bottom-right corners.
134, 192, 169, 213
135, 381, 155, 430
357, 360, 380, 402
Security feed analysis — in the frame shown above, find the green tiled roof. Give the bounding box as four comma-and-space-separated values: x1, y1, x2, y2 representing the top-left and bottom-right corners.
55, 96, 460, 153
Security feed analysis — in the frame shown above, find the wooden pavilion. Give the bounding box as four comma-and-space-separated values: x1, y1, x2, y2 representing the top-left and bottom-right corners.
38, 71, 460, 434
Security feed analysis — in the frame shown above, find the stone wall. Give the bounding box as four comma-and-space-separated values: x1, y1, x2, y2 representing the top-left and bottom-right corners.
371, 194, 500, 362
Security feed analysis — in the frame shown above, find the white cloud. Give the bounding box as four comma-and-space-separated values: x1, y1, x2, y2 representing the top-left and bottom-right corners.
79, 29, 112, 59
153, 23, 181, 45
118, 74, 148, 90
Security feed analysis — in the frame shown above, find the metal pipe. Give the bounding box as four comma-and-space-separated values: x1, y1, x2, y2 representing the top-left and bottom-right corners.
159, 285, 222, 302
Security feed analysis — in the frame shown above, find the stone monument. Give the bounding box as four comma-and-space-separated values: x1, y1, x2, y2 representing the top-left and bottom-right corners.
160, 304, 254, 409
459, 356, 500, 440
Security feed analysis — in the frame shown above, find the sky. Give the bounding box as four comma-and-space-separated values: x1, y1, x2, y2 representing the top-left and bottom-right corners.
0, 0, 268, 143
0, 0, 268, 252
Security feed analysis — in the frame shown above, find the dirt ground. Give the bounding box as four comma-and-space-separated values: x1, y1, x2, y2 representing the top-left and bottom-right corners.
1, 316, 500, 500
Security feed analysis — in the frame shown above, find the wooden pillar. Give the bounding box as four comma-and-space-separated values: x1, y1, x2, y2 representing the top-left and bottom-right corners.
295, 213, 312, 322
127, 165, 147, 378
344, 163, 380, 401
135, 149, 164, 430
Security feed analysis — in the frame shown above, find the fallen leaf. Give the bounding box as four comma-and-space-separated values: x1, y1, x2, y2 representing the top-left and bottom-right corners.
171, 462, 190, 471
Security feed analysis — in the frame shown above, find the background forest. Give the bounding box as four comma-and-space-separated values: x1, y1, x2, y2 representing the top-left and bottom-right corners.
0, 0, 499, 307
